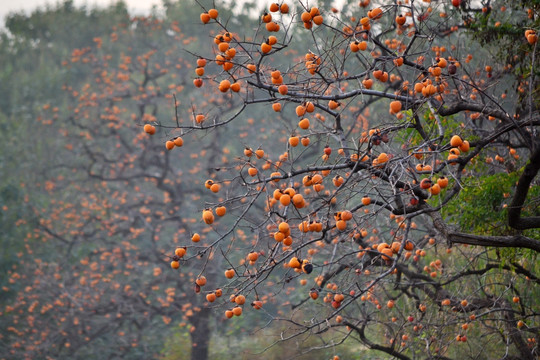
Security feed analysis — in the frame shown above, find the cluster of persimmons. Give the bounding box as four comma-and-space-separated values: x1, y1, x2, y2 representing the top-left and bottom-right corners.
138, 0, 538, 357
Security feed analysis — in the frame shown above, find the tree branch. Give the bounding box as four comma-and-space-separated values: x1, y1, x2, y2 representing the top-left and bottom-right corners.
343, 321, 412, 360
425, 205, 540, 252
508, 143, 540, 230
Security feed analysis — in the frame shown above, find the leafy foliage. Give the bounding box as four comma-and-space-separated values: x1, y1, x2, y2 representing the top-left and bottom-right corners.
445, 172, 517, 234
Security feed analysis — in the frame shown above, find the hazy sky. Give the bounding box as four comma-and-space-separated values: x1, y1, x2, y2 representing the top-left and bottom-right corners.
0, 0, 161, 23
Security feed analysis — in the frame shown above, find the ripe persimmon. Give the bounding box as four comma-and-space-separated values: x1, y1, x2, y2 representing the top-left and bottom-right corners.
420, 178, 432, 189
398, 241, 412, 253
381, 248, 394, 261
175, 247, 186, 258
369, 7, 383, 20
288, 257, 301, 268
279, 194, 291, 206
261, 41, 272, 54
313, 15, 323, 25
437, 177, 449, 188
328, 100, 339, 109
200, 12, 210, 24
261, 12, 272, 23
273, 231, 285, 242
232, 306, 242, 316
268, 35, 277, 46
197, 58, 207, 67
193, 78, 203, 87
234, 294, 246, 305
341, 210, 353, 221
295, 105, 306, 117
389, 100, 402, 114
301, 11, 311, 22
143, 124, 156, 135
362, 78, 373, 89
450, 135, 463, 147
292, 194, 305, 208
196, 114, 205, 123
247, 252, 258, 262
202, 209, 214, 224
278, 222, 290, 234
225, 268, 235, 279
333, 175, 344, 187
252, 300, 263, 309
225, 48, 236, 58
459, 140, 470, 152
377, 152, 389, 164
173, 137, 183, 147
208, 8, 218, 19
215, 206, 226, 216
298, 118, 310, 129
204, 179, 214, 189
429, 183, 441, 195
393, 57, 404, 66
219, 79, 231, 92
288, 136, 300, 147
196, 276, 207, 286
358, 41, 368, 51
218, 42, 229, 52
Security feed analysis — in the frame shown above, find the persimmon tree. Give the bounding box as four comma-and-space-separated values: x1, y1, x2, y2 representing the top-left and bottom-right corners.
1, 0, 539, 359
0, 4, 252, 359
0, 2, 140, 317
151, 0, 540, 359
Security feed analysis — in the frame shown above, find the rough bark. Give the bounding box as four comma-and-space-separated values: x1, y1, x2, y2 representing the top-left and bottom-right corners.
426, 206, 540, 252
508, 144, 540, 230
189, 308, 211, 360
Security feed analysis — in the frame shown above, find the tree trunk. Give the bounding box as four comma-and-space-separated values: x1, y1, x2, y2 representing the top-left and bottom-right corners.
189, 308, 210, 360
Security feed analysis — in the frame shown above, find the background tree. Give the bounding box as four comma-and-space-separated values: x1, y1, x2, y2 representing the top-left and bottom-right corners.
0, 1, 250, 359
154, 0, 540, 359
0, 1, 132, 292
